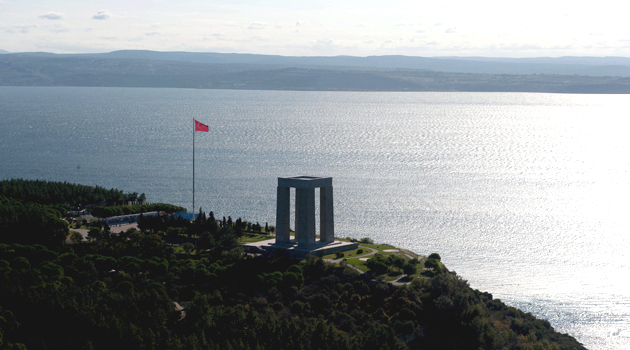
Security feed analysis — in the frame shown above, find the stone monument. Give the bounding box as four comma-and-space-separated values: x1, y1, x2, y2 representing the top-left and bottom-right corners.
275, 176, 334, 246
241, 175, 357, 258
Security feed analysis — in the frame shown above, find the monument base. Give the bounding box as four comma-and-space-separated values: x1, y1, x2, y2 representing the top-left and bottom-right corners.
242, 237, 358, 259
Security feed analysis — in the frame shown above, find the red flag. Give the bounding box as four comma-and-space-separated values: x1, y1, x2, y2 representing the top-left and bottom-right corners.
195, 119, 209, 132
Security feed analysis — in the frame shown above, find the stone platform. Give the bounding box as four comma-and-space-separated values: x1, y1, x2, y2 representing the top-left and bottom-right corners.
242, 237, 358, 259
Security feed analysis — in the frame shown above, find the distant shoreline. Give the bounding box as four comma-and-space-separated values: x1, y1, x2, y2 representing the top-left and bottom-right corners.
3, 51, 630, 94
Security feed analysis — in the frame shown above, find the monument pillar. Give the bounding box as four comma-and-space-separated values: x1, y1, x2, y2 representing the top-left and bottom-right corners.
320, 186, 334, 243
275, 186, 290, 243
296, 188, 316, 245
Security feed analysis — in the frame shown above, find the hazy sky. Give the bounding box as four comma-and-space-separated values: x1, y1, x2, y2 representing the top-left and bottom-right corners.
1, 0, 628, 57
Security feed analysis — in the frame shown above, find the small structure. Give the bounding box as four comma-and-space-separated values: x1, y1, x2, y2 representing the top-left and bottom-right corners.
242, 176, 357, 258
276, 176, 334, 246
104, 211, 159, 226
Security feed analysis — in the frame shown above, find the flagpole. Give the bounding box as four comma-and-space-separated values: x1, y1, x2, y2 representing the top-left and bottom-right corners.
193, 118, 195, 219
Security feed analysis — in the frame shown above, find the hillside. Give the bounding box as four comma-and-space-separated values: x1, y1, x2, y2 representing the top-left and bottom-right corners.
1, 51, 630, 93
0, 179, 587, 350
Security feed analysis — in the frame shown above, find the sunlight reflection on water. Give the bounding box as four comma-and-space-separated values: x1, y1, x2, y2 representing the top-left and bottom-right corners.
1, 88, 629, 350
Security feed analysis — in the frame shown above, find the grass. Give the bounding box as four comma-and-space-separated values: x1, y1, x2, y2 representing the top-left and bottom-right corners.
322, 247, 365, 259
343, 258, 370, 273
239, 233, 274, 243
324, 241, 428, 282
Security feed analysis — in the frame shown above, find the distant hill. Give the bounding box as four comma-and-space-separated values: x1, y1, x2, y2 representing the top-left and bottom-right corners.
2, 50, 630, 93
93, 50, 630, 77
0, 49, 10, 54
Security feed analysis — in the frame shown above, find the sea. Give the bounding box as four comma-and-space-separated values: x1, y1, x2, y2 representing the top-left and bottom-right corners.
1, 86, 628, 350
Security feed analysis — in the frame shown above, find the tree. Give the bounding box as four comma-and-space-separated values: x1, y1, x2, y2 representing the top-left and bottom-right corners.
425, 257, 443, 274
428, 253, 441, 261
366, 255, 389, 275
402, 262, 417, 276
183, 242, 195, 255
102, 221, 111, 234
360, 237, 374, 244
387, 255, 405, 272
69, 230, 83, 243
196, 207, 206, 224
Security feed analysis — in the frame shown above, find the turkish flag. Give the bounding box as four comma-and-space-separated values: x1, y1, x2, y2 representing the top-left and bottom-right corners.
195, 119, 209, 132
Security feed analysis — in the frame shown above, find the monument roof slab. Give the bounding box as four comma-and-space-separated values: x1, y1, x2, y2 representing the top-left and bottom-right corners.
278, 176, 332, 189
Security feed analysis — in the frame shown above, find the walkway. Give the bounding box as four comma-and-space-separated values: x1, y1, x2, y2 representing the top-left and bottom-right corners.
324, 245, 425, 286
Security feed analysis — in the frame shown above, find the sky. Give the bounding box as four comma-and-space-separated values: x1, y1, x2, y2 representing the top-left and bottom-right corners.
1, 0, 629, 57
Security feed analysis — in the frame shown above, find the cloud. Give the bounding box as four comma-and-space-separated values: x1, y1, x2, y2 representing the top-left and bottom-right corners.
315, 38, 333, 46
92, 11, 112, 20
203, 33, 227, 41
39, 12, 65, 20
445, 28, 457, 33
6, 25, 37, 34
49, 23, 71, 33
296, 21, 302, 26
145, 32, 160, 36
247, 22, 266, 30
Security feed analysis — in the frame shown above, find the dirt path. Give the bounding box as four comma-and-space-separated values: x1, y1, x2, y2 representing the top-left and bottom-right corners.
109, 222, 139, 234
324, 246, 425, 286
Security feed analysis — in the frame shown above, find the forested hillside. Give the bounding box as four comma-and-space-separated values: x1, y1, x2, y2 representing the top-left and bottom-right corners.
0, 179, 185, 245
0, 180, 586, 349
0, 179, 143, 207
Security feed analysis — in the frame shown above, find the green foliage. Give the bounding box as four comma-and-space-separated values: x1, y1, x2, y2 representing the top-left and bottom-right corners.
424, 258, 444, 274
87, 227, 102, 242
428, 253, 442, 261
0, 240, 586, 350
0, 180, 587, 350
402, 262, 417, 276
0, 178, 139, 207
0, 195, 69, 246
359, 237, 374, 244
366, 254, 390, 275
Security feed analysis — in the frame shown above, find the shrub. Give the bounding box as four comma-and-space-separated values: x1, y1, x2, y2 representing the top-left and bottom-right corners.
428, 253, 441, 261
402, 263, 417, 276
